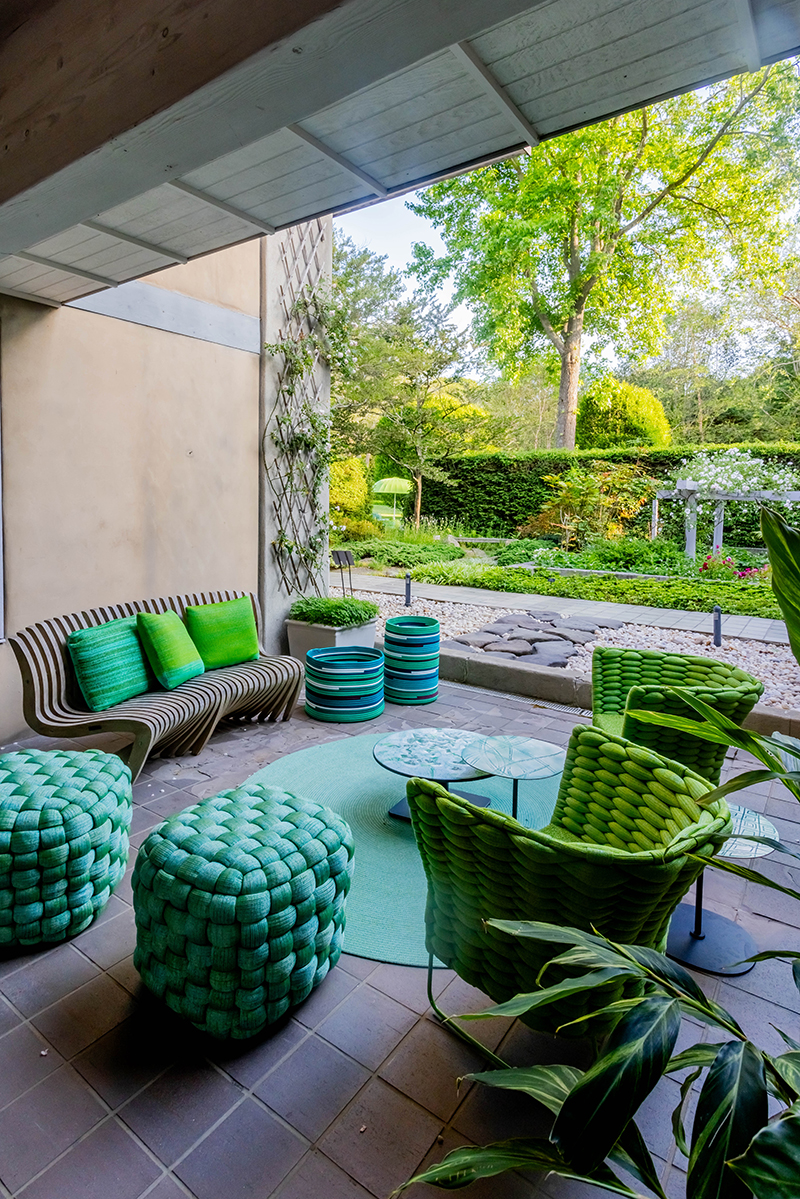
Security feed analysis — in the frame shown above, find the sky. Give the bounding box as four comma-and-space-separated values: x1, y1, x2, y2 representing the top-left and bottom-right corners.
334, 193, 473, 329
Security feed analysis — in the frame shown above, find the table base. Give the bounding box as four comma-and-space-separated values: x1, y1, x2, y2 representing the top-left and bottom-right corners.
389, 786, 492, 822
667, 902, 756, 976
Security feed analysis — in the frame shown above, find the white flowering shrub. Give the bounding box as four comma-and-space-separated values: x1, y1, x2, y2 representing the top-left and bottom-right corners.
663, 449, 800, 548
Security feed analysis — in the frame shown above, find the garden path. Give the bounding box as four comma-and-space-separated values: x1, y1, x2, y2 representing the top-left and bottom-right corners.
351, 571, 790, 645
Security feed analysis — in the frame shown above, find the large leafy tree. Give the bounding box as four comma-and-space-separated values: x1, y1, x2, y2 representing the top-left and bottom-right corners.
409, 63, 800, 448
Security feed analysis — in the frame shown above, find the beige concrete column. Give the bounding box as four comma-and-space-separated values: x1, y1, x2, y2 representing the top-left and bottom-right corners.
259, 217, 331, 653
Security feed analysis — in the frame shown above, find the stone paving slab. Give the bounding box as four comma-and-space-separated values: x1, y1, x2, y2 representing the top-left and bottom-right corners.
353, 571, 790, 644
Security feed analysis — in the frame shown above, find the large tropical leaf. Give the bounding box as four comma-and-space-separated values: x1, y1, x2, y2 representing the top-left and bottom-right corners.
612, 1120, 669, 1199
728, 1098, 800, 1198
619, 945, 742, 1032
694, 855, 800, 909
394, 1139, 641, 1195
552, 996, 682, 1172
761, 507, 800, 666
465, 1064, 583, 1114
484, 919, 611, 951
688, 1040, 768, 1199
770, 1051, 800, 1097
668, 1044, 730, 1074
771, 731, 800, 773
459, 966, 636, 1021
464, 1065, 666, 1197
673, 1066, 704, 1156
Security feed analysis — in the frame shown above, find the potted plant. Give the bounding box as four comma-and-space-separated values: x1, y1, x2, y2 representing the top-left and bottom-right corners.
285, 596, 379, 660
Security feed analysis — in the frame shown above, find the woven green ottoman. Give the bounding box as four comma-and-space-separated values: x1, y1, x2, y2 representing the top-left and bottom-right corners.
0, 748, 132, 946
132, 784, 355, 1039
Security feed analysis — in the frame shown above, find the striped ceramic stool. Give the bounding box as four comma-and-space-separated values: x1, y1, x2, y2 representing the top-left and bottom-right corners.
383, 615, 440, 705
132, 784, 355, 1039
0, 748, 132, 946
304, 646, 384, 722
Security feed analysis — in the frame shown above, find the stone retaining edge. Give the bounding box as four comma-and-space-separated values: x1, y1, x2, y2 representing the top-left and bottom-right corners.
432, 644, 800, 738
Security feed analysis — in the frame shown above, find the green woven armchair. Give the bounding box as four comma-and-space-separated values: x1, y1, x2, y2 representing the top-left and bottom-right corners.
407, 724, 731, 1043
592, 646, 763, 784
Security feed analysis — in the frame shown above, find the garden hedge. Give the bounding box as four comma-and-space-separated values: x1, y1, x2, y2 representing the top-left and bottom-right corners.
418, 442, 800, 542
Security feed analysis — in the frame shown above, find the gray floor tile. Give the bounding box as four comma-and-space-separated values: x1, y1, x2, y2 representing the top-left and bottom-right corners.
174, 1098, 305, 1199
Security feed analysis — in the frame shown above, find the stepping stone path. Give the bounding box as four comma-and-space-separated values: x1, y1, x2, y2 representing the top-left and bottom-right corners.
442, 610, 624, 671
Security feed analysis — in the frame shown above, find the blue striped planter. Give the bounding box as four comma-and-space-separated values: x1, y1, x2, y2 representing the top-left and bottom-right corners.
304, 647, 384, 723
383, 616, 439, 705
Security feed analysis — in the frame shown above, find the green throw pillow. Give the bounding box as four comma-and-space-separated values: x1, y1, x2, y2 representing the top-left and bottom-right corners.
184, 596, 260, 670
136, 611, 205, 690
67, 616, 156, 711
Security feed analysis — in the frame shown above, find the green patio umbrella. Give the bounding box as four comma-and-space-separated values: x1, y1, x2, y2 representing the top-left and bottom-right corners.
372, 477, 412, 520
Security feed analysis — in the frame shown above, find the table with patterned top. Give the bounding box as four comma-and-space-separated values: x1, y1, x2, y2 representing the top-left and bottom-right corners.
459, 734, 567, 820
373, 728, 492, 821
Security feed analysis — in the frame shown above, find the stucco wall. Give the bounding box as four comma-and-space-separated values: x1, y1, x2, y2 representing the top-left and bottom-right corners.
0, 275, 260, 741
142, 240, 261, 316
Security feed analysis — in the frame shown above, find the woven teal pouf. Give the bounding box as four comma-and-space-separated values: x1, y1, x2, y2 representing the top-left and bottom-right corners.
0, 748, 132, 946
132, 784, 355, 1039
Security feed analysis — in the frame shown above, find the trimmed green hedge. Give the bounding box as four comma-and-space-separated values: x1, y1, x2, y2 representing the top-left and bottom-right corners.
409, 562, 781, 619
419, 442, 800, 540
346, 539, 464, 567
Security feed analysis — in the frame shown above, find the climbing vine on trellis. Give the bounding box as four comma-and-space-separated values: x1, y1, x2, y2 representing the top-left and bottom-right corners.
263, 287, 333, 597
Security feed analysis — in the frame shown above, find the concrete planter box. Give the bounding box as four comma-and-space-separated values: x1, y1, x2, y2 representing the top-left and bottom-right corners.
286, 618, 377, 661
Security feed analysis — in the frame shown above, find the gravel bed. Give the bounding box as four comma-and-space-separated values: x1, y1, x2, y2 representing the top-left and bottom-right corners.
356, 590, 799, 711
355, 590, 528, 638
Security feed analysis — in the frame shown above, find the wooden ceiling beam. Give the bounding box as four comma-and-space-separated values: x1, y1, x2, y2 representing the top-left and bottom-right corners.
450, 40, 539, 147
0, 0, 345, 207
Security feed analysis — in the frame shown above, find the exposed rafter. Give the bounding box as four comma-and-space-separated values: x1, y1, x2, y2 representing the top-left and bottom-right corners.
167, 181, 276, 234
14, 251, 119, 287
450, 40, 539, 147
0, 281, 61, 307
287, 125, 389, 197
81, 221, 189, 265
733, 0, 761, 73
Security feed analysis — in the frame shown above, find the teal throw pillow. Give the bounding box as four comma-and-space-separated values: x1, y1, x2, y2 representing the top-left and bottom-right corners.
68, 616, 156, 711
136, 611, 205, 690
184, 596, 260, 670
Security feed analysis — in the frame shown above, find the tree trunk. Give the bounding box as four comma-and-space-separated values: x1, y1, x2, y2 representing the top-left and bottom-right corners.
555, 330, 582, 449
413, 471, 423, 529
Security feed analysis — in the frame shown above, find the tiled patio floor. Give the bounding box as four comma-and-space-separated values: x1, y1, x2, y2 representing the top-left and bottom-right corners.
0, 682, 797, 1199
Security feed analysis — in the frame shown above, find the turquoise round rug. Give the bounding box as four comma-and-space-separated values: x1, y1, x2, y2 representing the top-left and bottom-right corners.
247, 732, 562, 967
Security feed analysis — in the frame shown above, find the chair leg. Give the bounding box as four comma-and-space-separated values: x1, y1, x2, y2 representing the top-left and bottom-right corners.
426, 954, 508, 1069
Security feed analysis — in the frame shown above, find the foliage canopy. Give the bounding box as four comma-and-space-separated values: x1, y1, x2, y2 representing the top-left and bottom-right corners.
409, 63, 800, 447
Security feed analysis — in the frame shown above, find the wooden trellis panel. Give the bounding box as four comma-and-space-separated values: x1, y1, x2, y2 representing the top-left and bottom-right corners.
262, 217, 331, 599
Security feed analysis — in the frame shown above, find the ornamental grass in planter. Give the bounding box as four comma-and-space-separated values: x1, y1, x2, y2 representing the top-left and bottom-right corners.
285, 596, 379, 660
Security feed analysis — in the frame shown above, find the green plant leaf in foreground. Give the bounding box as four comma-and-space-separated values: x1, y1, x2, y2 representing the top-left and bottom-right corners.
770, 1051, 800, 1097
552, 996, 682, 1172
393, 1139, 640, 1195
761, 507, 800, 666
692, 855, 800, 910
465, 1064, 583, 1114
459, 966, 637, 1021
728, 1099, 800, 1198
688, 1040, 768, 1199
464, 1064, 667, 1197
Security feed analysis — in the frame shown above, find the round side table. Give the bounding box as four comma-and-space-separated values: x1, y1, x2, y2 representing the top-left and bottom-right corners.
667, 804, 778, 977
373, 728, 492, 820
459, 735, 567, 821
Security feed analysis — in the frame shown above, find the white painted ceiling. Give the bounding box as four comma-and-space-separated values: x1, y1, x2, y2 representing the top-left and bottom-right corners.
0, 0, 798, 306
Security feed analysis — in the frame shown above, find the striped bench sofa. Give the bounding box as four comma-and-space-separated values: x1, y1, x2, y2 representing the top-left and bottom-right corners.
9, 590, 302, 783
